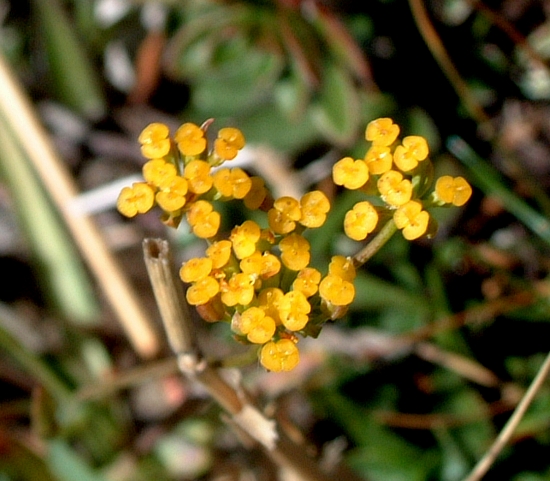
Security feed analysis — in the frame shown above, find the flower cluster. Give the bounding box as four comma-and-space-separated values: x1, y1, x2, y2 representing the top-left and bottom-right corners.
118, 118, 473, 372
118, 120, 354, 371
178, 193, 355, 372
117, 121, 260, 232
334, 118, 472, 241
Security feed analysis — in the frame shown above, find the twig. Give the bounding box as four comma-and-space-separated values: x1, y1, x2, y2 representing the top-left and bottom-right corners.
466, 0, 548, 71
415, 342, 500, 388
75, 358, 178, 402
0, 51, 160, 358
142, 238, 363, 481
407, 0, 492, 134
398, 290, 535, 345
462, 350, 550, 481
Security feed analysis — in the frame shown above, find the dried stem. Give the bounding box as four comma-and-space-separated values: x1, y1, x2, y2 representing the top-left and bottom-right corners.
143, 238, 363, 481
143, 239, 198, 355
462, 350, 550, 481
466, 0, 548, 71
407, 0, 492, 134
76, 358, 178, 402
0, 52, 160, 358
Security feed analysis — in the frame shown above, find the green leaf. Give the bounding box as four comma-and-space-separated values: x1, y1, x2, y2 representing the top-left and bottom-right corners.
191, 46, 283, 117
447, 136, 550, 247
274, 71, 311, 122
32, 0, 106, 119
310, 62, 361, 146
437, 385, 495, 459
0, 114, 100, 325
433, 428, 470, 481
165, 6, 248, 81
352, 272, 430, 315
237, 101, 320, 154
317, 391, 437, 481
347, 438, 437, 481
46, 439, 109, 481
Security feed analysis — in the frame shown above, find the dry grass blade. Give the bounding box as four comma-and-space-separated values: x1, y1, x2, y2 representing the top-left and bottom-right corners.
0, 52, 160, 358
463, 350, 550, 481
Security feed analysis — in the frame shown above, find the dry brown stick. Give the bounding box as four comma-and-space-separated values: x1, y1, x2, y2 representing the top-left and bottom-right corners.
0, 52, 160, 358
142, 238, 362, 481
415, 342, 500, 388
398, 290, 535, 345
462, 350, 550, 481
466, 0, 548, 71
407, 0, 492, 134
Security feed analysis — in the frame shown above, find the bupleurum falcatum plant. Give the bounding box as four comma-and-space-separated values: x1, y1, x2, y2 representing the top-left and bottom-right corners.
117, 117, 472, 372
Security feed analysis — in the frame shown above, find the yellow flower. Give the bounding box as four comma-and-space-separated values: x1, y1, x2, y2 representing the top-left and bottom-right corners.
292, 267, 321, 297
393, 136, 429, 172
186, 276, 220, 305
258, 287, 284, 324
260, 339, 300, 372
230, 220, 261, 259
213, 167, 252, 199
232, 307, 276, 344
221, 273, 255, 306
184, 160, 213, 194
344, 201, 379, 241
377, 170, 413, 207
332, 157, 369, 190
175, 122, 207, 156
117, 183, 155, 217
180, 257, 213, 283
364, 145, 393, 174
277, 291, 311, 331
214, 127, 246, 161
394, 200, 430, 240
319, 274, 355, 306
365, 118, 400, 146
186, 200, 220, 238
155, 176, 189, 212
435, 176, 472, 206
279, 233, 310, 271
328, 256, 356, 282
244, 176, 268, 210
268, 196, 302, 234
299, 191, 330, 228
206, 240, 233, 269
240, 251, 281, 280
142, 158, 177, 188
138, 123, 171, 159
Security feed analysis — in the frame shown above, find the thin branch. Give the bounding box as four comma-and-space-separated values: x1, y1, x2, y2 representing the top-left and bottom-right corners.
463, 350, 550, 481
75, 358, 178, 402
415, 342, 500, 388
398, 290, 535, 345
407, 0, 492, 134
466, 0, 548, 71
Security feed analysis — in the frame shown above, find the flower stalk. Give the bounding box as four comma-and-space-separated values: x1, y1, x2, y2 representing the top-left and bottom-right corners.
143, 238, 362, 481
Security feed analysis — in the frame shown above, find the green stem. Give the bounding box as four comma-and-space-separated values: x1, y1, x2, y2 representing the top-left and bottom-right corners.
353, 219, 398, 268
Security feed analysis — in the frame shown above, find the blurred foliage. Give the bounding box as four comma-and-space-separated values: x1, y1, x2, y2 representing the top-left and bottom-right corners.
2, 0, 550, 480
